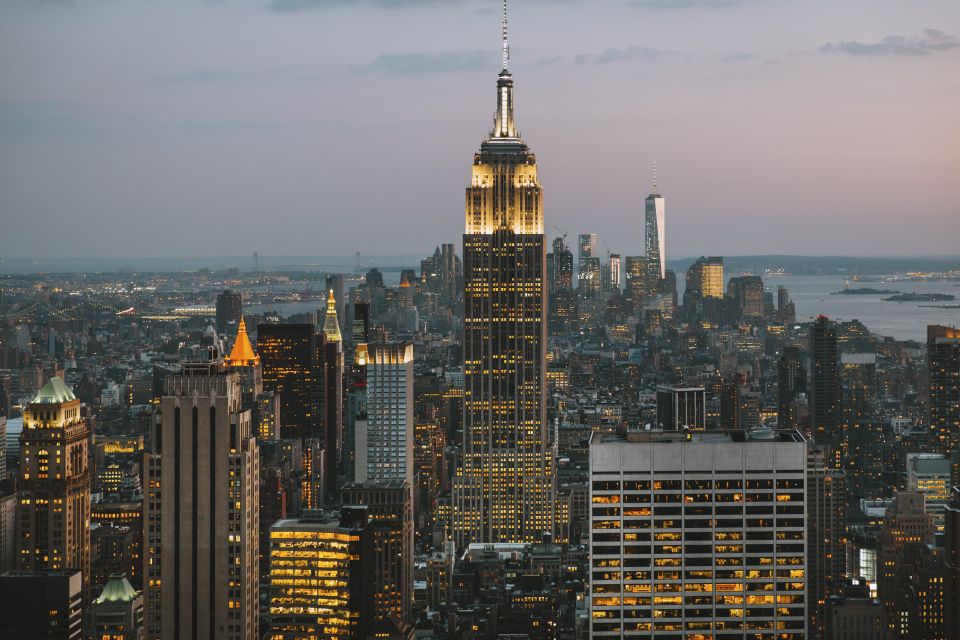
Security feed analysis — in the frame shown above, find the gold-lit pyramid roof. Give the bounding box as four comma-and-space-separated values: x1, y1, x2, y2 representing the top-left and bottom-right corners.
225, 317, 260, 367
323, 289, 342, 343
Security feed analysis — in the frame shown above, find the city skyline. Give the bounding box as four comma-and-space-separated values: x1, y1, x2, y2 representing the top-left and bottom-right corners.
1, 0, 959, 259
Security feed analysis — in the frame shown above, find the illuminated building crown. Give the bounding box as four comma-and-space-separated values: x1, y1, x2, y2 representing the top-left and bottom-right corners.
323, 289, 342, 343
225, 316, 260, 367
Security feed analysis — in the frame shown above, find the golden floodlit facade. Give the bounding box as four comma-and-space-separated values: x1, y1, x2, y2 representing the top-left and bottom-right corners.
452, 4, 554, 547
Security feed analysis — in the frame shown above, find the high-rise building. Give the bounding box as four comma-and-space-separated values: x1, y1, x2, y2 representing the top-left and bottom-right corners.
90, 573, 144, 640
356, 342, 413, 484
589, 430, 807, 640
928, 325, 959, 457
686, 256, 724, 299
778, 347, 806, 430
322, 290, 344, 499
341, 482, 414, 623
0, 569, 83, 639
579, 256, 601, 297
877, 492, 934, 637
143, 357, 259, 639
808, 451, 847, 638
453, 6, 553, 547
606, 253, 622, 291
727, 275, 765, 320
550, 236, 573, 293
811, 316, 841, 466
906, 453, 951, 532
644, 185, 665, 280
624, 255, 654, 303
215, 289, 242, 335
268, 508, 374, 640
258, 324, 323, 440
577, 233, 597, 280
17, 377, 90, 596
944, 488, 960, 637
655, 385, 706, 430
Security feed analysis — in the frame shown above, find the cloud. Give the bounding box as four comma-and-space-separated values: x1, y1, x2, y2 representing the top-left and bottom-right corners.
156, 68, 252, 83
628, 0, 754, 10
575, 46, 668, 65
819, 29, 960, 57
361, 50, 491, 74
268, 0, 460, 11
721, 53, 756, 63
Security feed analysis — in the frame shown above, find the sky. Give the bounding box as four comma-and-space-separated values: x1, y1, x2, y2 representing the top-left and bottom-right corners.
1, 0, 958, 261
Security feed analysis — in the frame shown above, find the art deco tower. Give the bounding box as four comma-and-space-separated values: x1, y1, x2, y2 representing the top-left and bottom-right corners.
453, 2, 554, 546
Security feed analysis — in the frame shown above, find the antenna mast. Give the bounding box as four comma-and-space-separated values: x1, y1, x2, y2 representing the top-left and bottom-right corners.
501, 0, 510, 70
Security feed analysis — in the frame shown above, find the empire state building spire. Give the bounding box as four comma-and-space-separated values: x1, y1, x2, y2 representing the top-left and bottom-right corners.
491, 0, 517, 140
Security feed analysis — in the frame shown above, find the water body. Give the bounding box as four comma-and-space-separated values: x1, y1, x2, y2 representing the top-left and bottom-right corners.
760, 275, 959, 342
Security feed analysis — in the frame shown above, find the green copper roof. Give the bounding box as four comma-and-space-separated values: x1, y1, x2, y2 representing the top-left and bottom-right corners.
94, 574, 139, 604
31, 377, 76, 404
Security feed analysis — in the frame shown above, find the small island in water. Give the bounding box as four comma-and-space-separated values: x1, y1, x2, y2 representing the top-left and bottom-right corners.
833, 287, 901, 295
884, 292, 956, 302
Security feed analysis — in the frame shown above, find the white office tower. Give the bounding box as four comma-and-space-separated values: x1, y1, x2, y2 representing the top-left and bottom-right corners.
356, 342, 414, 484
644, 183, 666, 280
589, 429, 807, 639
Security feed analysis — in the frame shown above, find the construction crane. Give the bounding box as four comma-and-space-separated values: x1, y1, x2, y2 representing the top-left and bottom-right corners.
552, 225, 567, 248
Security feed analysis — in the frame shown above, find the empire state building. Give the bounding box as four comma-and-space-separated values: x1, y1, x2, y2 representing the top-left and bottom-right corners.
453, 3, 554, 547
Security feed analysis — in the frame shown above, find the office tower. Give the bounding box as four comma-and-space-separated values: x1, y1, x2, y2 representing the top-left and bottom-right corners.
686, 256, 724, 299
655, 385, 706, 430
824, 581, 889, 640
17, 377, 90, 596
644, 184, 665, 279
551, 236, 573, 292
811, 316, 841, 465
143, 358, 259, 640
624, 255, 650, 303
356, 342, 413, 484
300, 438, 325, 510
777, 286, 797, 324
727, 275, 765, 320
91, 573, 144, 640
342, 482, 414, 623
0, 415, 5, 479
268, 508, 373, 639
718, 379, 741, 431
215, 289, 242, 335
660, 268, 678, 308
808, 452, 847, 638
778, 347, 807, 429
579, 256, 601, 297
589, 430, 807, 640
352, 302, 370, 344
322, 290, 344, 498
0, 569, 83, 639
945, 489, 960, 638
90, 501, 143, 590
876, 492, 935, 637
906, 453, 951, 532
607, 253, 621, 291
258, 324, 323, 439
578, 233, 597, 277
928, 325, 960, 457
224, 316, 262, 392
454, 5, 554, 547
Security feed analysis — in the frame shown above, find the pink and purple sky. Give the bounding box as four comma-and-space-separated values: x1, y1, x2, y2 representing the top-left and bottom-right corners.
1, 0, 958, 259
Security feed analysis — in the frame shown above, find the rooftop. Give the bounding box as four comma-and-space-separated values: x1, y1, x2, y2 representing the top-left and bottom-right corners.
30, 376, 77, 405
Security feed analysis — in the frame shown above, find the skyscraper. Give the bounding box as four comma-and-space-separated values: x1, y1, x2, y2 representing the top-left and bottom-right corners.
322, 290, 344, 499
928, 325, 959, 458
811, 316, 841, 466
215, 289, 242, 335
258, 324, 323, 440
144, 355, 259, 639
685, 256, 724, 299
453, 4, 554, 547
589, 430, 808, 639
644, 181, 665, 280
268, 508, 373, 639
807, 451, 847, 638
778, 346, 806, 430
356, 342, 413, 484
17, 377, 91, 596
